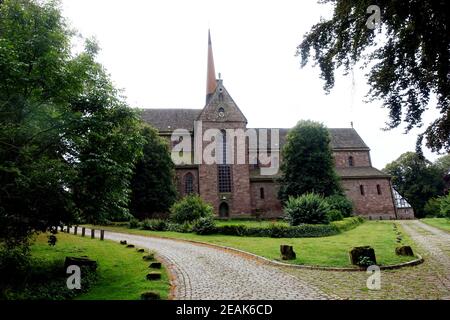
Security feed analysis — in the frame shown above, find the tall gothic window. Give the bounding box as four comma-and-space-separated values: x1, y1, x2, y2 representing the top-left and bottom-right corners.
184, 173, 194, 194
218, 165, 232, 193
360, 185, 365, 196
218, 130, 232, 192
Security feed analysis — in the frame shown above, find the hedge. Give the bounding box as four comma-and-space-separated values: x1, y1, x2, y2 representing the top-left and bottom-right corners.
128, 216, 365, 238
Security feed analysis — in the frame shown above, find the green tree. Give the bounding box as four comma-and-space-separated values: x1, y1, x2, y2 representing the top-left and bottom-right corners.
434, 154, 450, 194
384, 152, 444, 217
298, 0, 450, 153
129, 125, 177, 219
278, 120, 342, 202
0, 0, 143, 245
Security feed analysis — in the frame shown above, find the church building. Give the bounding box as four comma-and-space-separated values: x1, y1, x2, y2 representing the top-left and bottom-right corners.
142, 32, 412, 220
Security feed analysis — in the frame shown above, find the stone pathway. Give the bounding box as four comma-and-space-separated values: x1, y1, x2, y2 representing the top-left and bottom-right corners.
398, 220, 450, 290
71, 228, 329, 300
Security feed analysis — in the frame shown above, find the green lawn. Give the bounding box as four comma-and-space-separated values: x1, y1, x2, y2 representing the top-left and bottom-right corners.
421, 218, 450, 232
30, 233, 171, 300
88, 221, 416, 268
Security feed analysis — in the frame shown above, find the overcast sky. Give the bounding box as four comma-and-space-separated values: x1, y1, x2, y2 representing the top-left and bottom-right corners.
61, 0, 442, 169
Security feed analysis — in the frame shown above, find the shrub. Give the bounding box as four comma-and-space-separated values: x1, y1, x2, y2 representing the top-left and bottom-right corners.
326, 195, 353, 217
141, 219, 168, 231
440, 193, 450, 218
217, 225, 248, 236
284, 193, 331, 225
192, 217, 217, 235
128, 218, 141, 229
327, 209, 344, 222
424, 197, 442, 217
166, 222, 193, 233
331, 216, 365, 232
169, 195, 214, 224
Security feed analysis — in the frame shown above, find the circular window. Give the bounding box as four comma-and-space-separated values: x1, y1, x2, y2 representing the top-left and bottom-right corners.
218, 107, 225, 118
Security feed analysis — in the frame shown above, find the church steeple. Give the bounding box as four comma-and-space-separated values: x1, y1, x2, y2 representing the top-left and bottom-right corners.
206, 29, 217, 104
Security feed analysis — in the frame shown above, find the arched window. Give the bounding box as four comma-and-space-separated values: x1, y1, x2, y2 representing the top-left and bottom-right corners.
260, 188, 265, 199
184, 173, 194, 194
377, 184, 382, 195
360, 185, 365, 196
348, 156, 354, 167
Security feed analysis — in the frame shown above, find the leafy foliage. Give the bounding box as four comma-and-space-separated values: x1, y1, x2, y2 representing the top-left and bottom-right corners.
327, 209, 344, 222
278, 120, 343, 201
423, 198, 443, 218
284, 193, 331, 225
0, 0, 144, 246
439, 193, 450, 219
298, 0, 450, 153
129, 125, 177, 219
169, 195, 214, 224
384, 152, 444, 217
326, 194, 354, 217
192, 217, 217, 235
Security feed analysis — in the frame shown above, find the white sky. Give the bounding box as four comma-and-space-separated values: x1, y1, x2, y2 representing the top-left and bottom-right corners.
61, 0, 442, 169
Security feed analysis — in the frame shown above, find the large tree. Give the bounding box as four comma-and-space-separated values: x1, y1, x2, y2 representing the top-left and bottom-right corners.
384, 152, 444, 217
278, 120, 342, 201
298, 0, 450, 153
0, 0, 143, 246
129, 125, 177, 219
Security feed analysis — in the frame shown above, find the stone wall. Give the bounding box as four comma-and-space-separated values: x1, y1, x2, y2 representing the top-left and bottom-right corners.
396, 208, 415, 220
175, 168, 199, 197
334, 151, 371, 168
250, 181, 283, 218
341, 178, 396, 219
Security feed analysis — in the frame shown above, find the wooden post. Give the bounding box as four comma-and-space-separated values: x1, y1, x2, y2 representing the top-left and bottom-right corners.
100, 230, 105, 241
74, 226, 78, 235
91, 229, 95, 239
81, 227, 86, 237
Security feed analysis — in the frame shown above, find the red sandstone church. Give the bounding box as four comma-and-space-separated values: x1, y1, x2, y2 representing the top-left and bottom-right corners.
141, 32, 413, 220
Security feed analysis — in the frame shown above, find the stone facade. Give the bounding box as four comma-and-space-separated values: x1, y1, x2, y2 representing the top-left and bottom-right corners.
140, 33, 407, 219
141, 78, 402, 219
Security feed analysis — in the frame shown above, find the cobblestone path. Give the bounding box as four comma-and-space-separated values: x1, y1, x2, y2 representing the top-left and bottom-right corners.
73, 228, 329, 300
399, 220, 450, 290
285, 220, 450, 300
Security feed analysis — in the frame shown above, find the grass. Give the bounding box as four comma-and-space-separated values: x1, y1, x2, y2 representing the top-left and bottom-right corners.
29, 232, 171, 300
421, 217, 450, 232
87, 220, 416, 268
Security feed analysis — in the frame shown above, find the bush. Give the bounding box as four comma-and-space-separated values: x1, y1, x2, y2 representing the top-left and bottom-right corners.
331, 216, 365, 232
327, 209, 344, 222
169, 195, 214, 224
166, 222, 193, 233
128, 218, 141, 229
141, 219, 168, 231
326, 195, 353, 217
284, 193, 331, 225
192, 217, 217, 235
0, 244, 31, 287
440, 193, 450, 218
424, 197, 442, 217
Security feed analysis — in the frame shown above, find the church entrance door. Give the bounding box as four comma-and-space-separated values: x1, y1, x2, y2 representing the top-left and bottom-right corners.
219, 202, 229, 218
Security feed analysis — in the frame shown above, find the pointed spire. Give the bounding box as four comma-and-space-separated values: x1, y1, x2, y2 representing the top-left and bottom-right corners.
206, 29, 217, 104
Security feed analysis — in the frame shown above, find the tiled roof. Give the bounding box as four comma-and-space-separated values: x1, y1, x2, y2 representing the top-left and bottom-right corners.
141, 109, 369, 150
140, 108, 202, 132
335, 167, 390, 179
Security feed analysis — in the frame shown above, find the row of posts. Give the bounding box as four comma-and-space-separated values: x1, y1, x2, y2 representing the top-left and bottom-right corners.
59, 225, 105, 241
